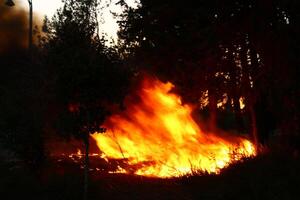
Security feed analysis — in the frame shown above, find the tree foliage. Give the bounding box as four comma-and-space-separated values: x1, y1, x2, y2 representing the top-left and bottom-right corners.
41, 1, 132, 198
42, 0, 131, 141
117, 0, 300, 145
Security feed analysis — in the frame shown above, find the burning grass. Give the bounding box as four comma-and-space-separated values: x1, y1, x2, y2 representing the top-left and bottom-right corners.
50, 150, 255, 179
92, 76, 256, 177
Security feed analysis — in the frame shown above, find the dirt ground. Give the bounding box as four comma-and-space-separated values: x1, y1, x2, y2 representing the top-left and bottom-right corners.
1, 151, 299, 200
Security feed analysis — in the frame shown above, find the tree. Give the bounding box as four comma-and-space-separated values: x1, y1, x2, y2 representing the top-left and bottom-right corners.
42, 0, 131, 199
117, 0, 223, 130
117, 0, 299, 150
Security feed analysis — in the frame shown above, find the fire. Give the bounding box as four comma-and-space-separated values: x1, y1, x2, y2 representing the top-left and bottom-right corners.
77, 149, 82, 156
92, 76, 256, 178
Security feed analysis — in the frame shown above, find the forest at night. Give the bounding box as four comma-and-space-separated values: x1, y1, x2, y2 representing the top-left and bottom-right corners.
0, 0, 299, 199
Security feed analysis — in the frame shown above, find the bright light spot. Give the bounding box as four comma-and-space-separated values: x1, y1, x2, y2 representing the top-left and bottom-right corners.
239, 97, 245, 110
199, 90, 209, 109
18, 0, 63, 17
16, 0, 140, 43
217, 93, 228, 109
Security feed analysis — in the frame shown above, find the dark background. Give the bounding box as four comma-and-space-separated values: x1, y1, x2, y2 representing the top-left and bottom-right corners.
0, 0, 299, 199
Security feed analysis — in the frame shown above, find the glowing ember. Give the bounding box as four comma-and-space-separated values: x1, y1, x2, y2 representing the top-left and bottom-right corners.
77, 149, 82, 156
92, 76, 256, 178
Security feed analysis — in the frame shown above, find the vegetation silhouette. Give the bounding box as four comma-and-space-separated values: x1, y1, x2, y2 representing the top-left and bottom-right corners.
0, 0, 299, 199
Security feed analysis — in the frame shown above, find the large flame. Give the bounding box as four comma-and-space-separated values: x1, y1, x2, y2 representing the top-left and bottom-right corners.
92, 76, 255, 178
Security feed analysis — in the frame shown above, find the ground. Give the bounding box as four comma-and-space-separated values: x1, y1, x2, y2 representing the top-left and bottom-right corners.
1, 150, 299, 200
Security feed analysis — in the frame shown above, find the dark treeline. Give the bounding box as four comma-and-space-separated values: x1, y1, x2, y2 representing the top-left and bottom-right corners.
0, 0, 132, 168
117, 0, 300, 148
0, 0, 299, 170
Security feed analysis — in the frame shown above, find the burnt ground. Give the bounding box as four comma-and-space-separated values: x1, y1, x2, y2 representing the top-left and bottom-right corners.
1, 150, 300, 200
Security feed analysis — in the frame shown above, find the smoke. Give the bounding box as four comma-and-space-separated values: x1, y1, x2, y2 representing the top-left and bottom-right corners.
0, 4, 29, 53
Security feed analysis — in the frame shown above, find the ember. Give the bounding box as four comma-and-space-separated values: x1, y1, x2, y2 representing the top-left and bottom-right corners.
92, 76, 256, 178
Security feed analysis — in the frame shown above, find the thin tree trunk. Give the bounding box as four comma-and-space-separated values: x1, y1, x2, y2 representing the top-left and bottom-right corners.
233, 96, 244, 132
240, 36, 259, 150
228, 45, 244, 132
83, 135, 89, 200
208, 89, 217, 131
249, 102, 258, 150
28, 0, 33, 53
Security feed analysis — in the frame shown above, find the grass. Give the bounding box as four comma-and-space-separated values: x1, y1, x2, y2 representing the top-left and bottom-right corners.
1, 150, 299, 200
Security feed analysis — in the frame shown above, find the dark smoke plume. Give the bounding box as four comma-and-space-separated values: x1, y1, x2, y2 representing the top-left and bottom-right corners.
0, 4, 28, 53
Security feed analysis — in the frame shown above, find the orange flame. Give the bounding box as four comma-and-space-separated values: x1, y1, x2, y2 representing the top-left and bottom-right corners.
77, 149, 82, 156
92, 76, 256, 178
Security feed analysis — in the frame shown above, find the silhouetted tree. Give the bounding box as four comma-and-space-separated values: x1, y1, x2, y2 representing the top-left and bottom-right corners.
117, 0, 299, 149
41, 0, 131, 199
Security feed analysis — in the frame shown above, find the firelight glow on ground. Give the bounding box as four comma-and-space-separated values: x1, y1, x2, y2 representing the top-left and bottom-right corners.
92, 76, 256, 178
